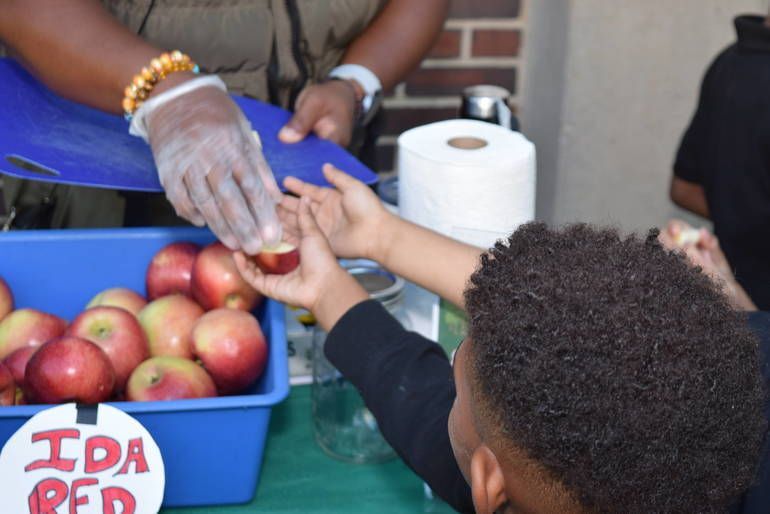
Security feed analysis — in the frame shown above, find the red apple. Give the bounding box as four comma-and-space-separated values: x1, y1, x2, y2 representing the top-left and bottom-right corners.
126, 356, 216, 401
86, 287, 147, 317
0, 276, 13, 321
3, 346, 36, 388
0, 308, 67, 360
138, 294, 204, 359
192, 309, 268, 395
191, 242, 262, 311
253, 242, 300, 275
25, 336, 115, 405
0, 362, 15, 406
146, 242, 200, 300
67, 306, 149, 393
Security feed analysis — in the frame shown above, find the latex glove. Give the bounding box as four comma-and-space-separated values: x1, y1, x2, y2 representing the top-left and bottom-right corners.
234, 197, 368, 330
131, 76, 282, 254
277, 164, 391, 261
278, 80, 357, 147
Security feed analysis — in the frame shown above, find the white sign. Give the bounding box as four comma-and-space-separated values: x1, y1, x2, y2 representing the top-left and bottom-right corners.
0, 403, 165, 514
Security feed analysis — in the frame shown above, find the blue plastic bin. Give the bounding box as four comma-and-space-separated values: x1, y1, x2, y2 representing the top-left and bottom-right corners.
0, 227, 290, 507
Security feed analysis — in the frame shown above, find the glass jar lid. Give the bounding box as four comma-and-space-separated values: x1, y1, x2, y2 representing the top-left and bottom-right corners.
345, 263, 404, 307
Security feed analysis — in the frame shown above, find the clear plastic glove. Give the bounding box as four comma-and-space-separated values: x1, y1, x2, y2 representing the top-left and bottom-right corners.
131, 76, 282, 254
234, 197, 369, 331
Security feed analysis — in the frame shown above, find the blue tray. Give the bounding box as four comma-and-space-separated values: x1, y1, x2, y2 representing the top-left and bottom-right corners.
0, 227, 290, 507
0, 58, 376, 192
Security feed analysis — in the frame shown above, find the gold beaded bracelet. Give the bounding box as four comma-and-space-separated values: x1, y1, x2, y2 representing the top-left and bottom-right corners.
122, 50, 199, 120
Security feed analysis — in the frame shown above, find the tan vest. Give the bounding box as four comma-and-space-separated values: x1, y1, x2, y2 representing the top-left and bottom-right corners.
102, 0, 387, 108
1, 1, 386, 229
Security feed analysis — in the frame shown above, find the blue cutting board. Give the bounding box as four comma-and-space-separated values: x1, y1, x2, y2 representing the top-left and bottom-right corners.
0, 58, 377, 192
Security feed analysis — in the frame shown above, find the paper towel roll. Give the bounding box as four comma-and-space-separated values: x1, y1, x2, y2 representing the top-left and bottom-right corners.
397, 119, 536, 248
396, 120, 536, 341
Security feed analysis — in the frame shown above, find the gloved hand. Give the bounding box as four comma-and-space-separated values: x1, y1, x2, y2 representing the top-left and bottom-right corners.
131, 76, 282, 254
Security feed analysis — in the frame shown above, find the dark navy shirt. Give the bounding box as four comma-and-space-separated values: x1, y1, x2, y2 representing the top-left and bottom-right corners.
675, 15, 770, 310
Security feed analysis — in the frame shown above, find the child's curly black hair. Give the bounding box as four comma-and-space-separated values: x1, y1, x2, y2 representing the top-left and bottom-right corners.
464, 223, 767, 513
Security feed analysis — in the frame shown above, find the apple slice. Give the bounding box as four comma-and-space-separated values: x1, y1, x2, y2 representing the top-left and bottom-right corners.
674, 228, 701, 248
254, 242, 300, 275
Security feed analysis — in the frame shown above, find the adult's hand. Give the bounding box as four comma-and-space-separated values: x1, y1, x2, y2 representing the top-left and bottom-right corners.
278, 80, 357, 147
660, 219, 757, 311
134, 77, 282, 254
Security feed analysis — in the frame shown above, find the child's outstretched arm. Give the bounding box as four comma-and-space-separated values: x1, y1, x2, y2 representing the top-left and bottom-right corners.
235, 195, 475, 514
279, 165, 482, 308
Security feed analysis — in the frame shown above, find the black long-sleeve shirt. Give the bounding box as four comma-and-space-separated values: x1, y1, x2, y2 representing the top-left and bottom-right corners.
674, 15, 770, 310
325, 300, 770, 514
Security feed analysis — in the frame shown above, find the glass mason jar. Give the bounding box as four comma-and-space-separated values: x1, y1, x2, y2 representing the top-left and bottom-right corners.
311, 261, 406, 463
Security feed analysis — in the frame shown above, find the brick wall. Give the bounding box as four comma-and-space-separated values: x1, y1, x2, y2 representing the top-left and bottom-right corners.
376, 0, 525, 172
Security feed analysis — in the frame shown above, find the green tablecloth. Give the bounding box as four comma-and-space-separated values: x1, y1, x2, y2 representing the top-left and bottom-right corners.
163, 385, 457, 514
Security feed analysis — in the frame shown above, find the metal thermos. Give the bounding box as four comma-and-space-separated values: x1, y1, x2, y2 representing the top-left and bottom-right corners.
460, 85, 517, 131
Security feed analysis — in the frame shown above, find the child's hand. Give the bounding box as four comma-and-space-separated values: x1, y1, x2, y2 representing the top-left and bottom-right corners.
235, 197, 369, 329
278, 164, 392, 262
234, 197, 340, 310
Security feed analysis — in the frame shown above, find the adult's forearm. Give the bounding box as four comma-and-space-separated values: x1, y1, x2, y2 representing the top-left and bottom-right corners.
0, 0, 185, 113
670, 176, 710, 219
374, 215, 482, 309
341, 0, 449, 90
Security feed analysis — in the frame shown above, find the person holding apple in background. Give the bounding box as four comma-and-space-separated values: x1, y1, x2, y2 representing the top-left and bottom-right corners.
0, 0, 449, 254
234, 165, 770, 513
658, 219, 757, 312
669, 13, 770, 311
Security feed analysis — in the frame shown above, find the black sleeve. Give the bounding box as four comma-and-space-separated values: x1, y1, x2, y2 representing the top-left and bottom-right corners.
673, 54, 721, 184
325, 300, 474, 514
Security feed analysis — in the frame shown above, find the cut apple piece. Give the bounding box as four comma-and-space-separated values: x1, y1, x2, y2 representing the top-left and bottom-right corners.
254, 242, 300, 275
674, 228, 701, 248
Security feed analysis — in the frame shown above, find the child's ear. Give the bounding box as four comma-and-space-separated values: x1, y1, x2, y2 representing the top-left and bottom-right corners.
469, 445, 508, 514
